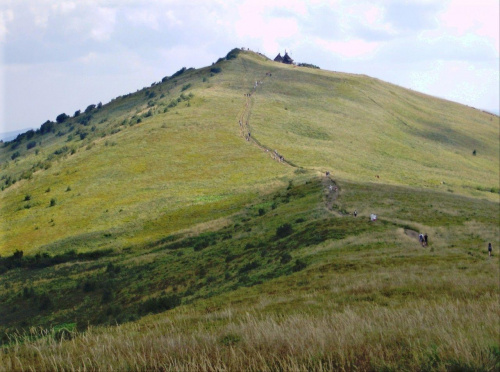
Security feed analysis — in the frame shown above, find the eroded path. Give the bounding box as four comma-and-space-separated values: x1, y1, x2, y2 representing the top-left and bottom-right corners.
236, 63, 294, 167
321, 175, 342, 214
237, 59, 342, 214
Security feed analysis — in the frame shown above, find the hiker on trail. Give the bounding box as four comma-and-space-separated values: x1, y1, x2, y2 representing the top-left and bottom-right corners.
488, 242, 492, 257
329, 185, 333, 191
354, 210, 357, 217
326, 171, 330, 176
419, 234, 424, 246
424, 234, 428, 247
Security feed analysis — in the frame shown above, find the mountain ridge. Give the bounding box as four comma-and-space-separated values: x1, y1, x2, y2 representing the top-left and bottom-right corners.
0, 48, 498, 255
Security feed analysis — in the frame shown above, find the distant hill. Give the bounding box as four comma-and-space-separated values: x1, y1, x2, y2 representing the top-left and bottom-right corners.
0, 128, 34, 142
0, 48, 498, 371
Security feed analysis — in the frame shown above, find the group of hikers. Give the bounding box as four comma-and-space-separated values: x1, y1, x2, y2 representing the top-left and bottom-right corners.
328, 184, 338, 192
322, 173, 496, 256
419, 233, 429, 247
271, 149, 285, 162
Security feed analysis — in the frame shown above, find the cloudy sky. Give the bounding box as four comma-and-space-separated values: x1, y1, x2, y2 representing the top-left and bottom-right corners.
1, 0, 498, 134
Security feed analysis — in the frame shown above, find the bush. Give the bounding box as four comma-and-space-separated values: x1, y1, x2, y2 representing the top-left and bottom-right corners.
40, 120, 55, 134
50, 198, 56, 207
11, 151, 20, 160
74, 110, 81, 117
56, 113, 69, 123
27, 141, 37, 150
276, 223, 293, 238
298, 63, 320, 69
13, 250, 23, 260
181, 83, 191, 91
23, 286, 35, 299
85, 104, 96, 113
139, 294, 181, 315
38, 292, 52, 310
101, 288, 113, 303
83, 279, 97, 292
280, 252, 292, 264
292, 259, 307, 272
26, 129, 35, 139
78, 115, 92, 126
238, 260, 260, 273
219, 333, 241, 346
210, 67, 222, 74
54, 146, 69, 155
225, 48, 240, 60
171, 67, 187, 79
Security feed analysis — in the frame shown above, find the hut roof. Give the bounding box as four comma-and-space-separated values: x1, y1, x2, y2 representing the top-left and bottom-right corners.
274, 53, 283, 62
282, 52, 294, 64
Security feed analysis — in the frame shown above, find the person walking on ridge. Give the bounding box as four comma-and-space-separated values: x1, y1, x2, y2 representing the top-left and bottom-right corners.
488, 242, 492, 257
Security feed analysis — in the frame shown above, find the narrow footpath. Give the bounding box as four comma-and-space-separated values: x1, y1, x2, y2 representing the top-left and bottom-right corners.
236, 59, 341, 214
236, 67, 293, 167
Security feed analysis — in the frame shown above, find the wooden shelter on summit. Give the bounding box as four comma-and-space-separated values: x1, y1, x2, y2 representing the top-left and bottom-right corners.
274, 51, 294, 65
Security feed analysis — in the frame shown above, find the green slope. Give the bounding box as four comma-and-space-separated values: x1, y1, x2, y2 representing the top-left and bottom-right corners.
1, 49, 498, 255
0, 48, 498, 370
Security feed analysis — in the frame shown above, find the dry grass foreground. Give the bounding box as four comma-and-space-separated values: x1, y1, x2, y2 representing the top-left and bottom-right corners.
2, 281, 498, 371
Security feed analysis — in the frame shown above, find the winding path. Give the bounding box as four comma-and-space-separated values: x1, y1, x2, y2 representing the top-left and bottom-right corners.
236, 62, 294, 167
236, 58, 341, 213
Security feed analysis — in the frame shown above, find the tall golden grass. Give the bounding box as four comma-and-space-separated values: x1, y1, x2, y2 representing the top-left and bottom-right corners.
2, 299, 497, 371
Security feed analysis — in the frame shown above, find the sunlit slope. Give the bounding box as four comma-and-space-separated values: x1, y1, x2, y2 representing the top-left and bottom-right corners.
1, 49, 498, 255
239, 52, 499, 195
0, 56, 295, 255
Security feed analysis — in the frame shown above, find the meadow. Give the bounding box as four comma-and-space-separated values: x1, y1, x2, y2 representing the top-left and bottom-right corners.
0, 49, 498, 370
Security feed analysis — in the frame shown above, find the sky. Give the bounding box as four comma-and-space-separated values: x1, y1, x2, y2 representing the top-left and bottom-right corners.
0, 0, 499, 134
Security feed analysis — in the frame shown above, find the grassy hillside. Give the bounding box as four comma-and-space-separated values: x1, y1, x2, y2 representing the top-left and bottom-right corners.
0, 48, 498, 370
1, 49, 497, 255
243, 54, 499, 193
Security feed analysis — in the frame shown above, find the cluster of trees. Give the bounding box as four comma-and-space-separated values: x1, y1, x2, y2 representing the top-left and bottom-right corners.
161, 67, 195, 83
298, 63, 320, 69
0, 249, 113, 274
6, 102, 103, 149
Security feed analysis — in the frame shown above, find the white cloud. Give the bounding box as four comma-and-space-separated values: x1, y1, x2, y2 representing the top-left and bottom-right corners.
438, 0, 499, 54
165, 10, 182, 27
90, 7, 116, 41
0, 9, 14, 42
126, 8, 160, 30
343, 2, 394, 34
52, 1, 77, 14
315, 38, 381, 59
409, 60, 499, 110
234, 0, 302, 54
